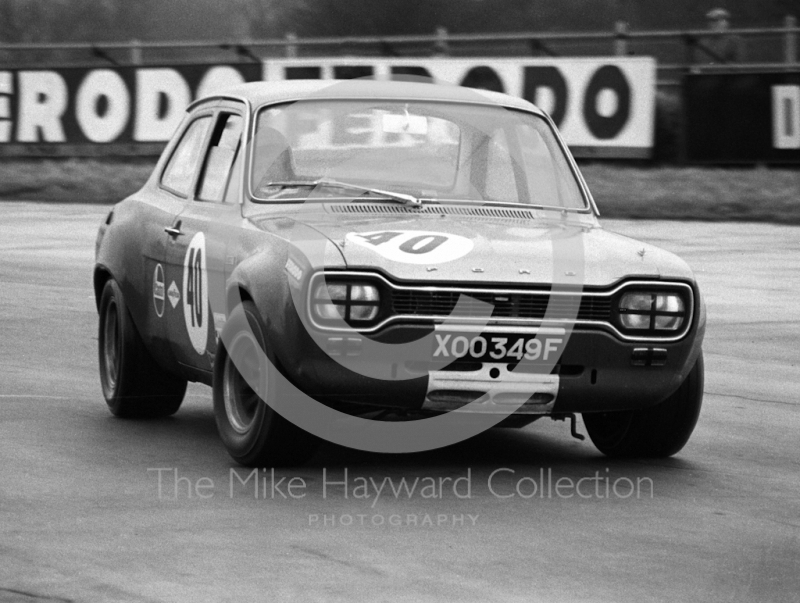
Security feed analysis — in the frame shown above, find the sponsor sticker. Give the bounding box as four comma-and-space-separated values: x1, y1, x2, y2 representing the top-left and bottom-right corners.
167, 281, 180, 309
285, 257, 304, 282
152, 263, 165, 318
345, 230, 474, 265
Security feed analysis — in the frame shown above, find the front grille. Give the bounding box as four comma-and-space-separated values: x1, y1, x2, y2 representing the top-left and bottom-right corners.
391, 289, 611, 322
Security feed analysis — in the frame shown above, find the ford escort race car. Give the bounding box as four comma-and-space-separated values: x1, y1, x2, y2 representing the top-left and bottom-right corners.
94, 79, 705, 466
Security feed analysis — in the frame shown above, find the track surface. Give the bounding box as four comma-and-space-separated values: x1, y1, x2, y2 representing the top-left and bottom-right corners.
1, 203, 799, 603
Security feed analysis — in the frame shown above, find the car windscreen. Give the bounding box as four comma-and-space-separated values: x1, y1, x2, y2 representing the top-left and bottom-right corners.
250, 99, 588, 210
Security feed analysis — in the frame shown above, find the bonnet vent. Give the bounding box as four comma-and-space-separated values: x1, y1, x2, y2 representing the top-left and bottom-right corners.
327, 204, 538, 220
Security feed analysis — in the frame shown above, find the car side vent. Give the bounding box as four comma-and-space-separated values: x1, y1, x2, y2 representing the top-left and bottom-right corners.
326, 204, 538, 220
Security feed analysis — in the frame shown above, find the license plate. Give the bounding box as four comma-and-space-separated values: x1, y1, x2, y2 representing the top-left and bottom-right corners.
432, 334, 564, 362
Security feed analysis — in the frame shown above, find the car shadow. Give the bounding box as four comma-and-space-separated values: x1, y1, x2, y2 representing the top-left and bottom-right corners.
91, 393, 704, 486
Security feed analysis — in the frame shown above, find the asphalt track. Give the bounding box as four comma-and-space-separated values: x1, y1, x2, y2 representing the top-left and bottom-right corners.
1, 202, 799, 603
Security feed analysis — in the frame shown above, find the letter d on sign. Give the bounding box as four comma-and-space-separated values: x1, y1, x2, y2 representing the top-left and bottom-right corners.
134, 69, 191, 142
772, 85, 800, 149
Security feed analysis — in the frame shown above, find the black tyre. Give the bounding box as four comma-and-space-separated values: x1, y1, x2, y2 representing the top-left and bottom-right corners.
213, 301, 320, 467
98, 279, 187, 418
583, 353, 704, 458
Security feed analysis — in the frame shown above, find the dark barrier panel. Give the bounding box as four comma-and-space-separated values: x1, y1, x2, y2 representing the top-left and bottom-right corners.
684, 71, 800, 164
0, 64, 263, 156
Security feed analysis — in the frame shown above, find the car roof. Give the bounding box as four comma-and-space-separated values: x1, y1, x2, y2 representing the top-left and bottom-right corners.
189, 79, 544, 116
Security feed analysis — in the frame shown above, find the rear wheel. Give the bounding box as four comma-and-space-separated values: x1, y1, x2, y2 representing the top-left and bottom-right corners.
213, 301, 320, 467
583, 352, 704, 458
98, 279, 186, 418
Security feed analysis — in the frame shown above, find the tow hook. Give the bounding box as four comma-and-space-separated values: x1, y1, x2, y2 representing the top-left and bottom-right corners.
552, 413, 586, 441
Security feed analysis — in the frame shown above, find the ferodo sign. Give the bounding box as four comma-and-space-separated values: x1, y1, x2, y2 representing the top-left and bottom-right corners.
0, 64, 261, 145
263, 57, 656, 158
0, 58, 654, 158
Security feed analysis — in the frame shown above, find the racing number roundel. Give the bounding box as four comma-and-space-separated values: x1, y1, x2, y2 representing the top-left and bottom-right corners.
345, 231, 474, 264
182, 232, 209, 355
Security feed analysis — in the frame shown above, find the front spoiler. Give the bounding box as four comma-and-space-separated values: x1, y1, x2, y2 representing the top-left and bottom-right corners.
422, 364, 558, 414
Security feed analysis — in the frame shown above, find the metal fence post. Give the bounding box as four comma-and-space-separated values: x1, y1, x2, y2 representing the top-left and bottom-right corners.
786, 15, 797, 64
434, 26, 449, 56
130, 39, 142, 65
614, 21, 629, 56
286, 32, 298, 58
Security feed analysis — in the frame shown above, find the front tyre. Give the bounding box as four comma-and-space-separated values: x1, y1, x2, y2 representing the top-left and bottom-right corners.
583, 352, 704, 458
98, 279, 186, 418
213, 301, 319, 467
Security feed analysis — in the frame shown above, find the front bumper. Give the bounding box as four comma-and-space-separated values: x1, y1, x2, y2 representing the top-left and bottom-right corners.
272, 315, 704, 416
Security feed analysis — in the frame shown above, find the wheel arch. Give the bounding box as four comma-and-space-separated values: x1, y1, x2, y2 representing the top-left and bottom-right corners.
227, 283, 254, 316
225, 257, 297, 376
93, 265, 113, 311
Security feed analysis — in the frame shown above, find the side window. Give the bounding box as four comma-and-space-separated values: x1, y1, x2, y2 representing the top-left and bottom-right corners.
197, 114, 244, 203
161, 116, 212, 197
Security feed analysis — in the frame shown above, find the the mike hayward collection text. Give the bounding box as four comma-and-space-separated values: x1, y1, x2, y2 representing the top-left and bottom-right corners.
148, 467, 654, 502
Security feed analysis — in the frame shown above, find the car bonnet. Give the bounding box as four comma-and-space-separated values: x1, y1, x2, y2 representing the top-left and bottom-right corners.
250, 208, 694, 287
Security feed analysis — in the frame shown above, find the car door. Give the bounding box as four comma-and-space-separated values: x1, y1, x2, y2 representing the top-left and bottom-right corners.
165, 107, 247, 375
139, 109, 215, 372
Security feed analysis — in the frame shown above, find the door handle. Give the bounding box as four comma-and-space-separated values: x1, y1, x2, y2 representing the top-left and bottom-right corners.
164, 221, 183, 237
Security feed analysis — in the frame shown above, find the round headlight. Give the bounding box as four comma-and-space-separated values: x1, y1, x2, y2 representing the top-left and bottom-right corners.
618, 291, 686, 333
619, 292, 654, 330
312, 281, 380, 324
654, 294, 685, 330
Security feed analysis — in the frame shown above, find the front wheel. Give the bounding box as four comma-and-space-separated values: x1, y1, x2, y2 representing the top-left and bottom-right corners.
213, 301, 320, 467
583, 352, 704, 458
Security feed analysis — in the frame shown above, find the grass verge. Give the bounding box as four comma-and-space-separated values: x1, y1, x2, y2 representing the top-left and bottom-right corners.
0, 159, 155, 204
0, 159, 798, 224
581, 164, 800, 224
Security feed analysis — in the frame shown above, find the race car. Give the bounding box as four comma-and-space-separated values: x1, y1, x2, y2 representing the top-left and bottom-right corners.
94, 78, 705, 466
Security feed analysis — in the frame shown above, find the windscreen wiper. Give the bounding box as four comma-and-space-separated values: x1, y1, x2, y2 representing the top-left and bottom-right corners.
263, 178, 422, 207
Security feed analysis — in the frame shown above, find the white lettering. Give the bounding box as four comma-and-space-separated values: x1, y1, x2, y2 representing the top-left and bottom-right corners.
134, 68, 191, 142
433, 334, 451, 357
230, 468, 258, 498
489, 337, 508, 360
76, 69, 130, 143
17, 71, 68, 142
524, 338, 542, 360
469, 336, 486, 357
322, 468, 348, 498
534, 86, 557, 115
772, 85, 800, 149
487, 467, 515, 499
453, 469, 471, 499
451, 336, 469, 358
0, 71, 11, 143
507, 338, 524, 360
543, 337, 562, 361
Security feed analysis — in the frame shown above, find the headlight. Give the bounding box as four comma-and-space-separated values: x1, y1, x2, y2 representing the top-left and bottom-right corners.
618, 291, 686, 332
312, 282, 380, 323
